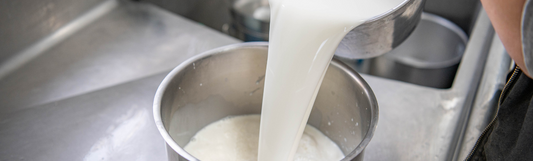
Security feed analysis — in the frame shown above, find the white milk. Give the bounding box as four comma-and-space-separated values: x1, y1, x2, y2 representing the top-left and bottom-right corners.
258, 0, 404, 160
184, 115, 344, 161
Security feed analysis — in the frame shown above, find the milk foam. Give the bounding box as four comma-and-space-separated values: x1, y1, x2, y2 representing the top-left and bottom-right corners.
184, 115, 344, 161
258, 0, 404, 160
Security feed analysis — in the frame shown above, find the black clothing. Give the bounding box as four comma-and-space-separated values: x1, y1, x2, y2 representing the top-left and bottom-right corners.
467, 67, 533, 161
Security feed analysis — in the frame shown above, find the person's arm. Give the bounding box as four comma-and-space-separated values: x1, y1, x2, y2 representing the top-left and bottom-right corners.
481, 0, 532, 78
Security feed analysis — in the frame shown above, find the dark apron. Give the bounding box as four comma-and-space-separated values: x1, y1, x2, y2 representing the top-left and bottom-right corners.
467, 66, 533, 160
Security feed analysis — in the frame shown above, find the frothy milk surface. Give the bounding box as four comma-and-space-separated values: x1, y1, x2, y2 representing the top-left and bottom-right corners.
184, 115, 344, 161
259, 0, 404, 160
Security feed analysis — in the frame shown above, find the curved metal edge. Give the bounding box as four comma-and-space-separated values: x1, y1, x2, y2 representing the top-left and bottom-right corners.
330, 58, 380, 161
365, 0, 412, 23
232, 0, 412, 23
390, 12, 469, 69
422, 13, 468, 44
336, 0, 425, 59
153, 42, 269, 161
453, 34, 511, 161
154, 42, 378, 161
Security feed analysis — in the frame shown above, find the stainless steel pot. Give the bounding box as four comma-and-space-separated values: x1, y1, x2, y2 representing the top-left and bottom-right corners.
230, 0, 425, 59
354, 13, 468, 89
153, 42, 379, 161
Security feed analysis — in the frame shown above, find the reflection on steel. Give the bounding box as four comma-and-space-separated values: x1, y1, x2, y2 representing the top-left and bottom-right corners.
153, 42, 378, 161
0, 0, 118, 79
361, 9, 494, 161
0, 1, 501, 161
336, 0, 426, 59
454, 36, 511, 161
351, 13, 468, 89
0, 1, 239, 160
229, 0, 425, 59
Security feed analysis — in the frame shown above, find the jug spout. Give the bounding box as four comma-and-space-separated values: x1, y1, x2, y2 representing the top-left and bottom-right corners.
335, 0, 425, 59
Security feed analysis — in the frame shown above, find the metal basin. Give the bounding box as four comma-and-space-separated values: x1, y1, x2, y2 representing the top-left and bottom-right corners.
231, 0, 425, 59
335, 0, 425, 59
153, 42, 378, 161
347, 13, 468, 88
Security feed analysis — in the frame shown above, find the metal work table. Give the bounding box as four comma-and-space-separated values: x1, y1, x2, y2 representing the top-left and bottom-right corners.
0, 0, 506, 161
0, 1, 239, 160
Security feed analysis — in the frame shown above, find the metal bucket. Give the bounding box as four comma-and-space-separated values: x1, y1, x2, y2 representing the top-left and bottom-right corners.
345, 13, 468, 88
229, 0, 425, 59
153, 42, 379, 161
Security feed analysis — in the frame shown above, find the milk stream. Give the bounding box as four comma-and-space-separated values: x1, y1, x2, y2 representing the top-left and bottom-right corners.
258, 0, 404, 160
184, 115, 344, 161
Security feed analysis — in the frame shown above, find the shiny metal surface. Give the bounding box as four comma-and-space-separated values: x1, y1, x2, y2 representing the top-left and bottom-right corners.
0, 0, 239, 160
358, 13, 468, 88
0, 1, 502, 161
0, 0, 240, 110
362, 8, 494, 160
0, 0, 106, 63
454, 36, 511, 161
143, 0, 479, 39
153, 42, 378, 161
143, 0, 234, 36
424, 0, 480, 35
0, 73, 169, 161
0, 0, 118, 79
229, 0, 424, 59
230, 0, 270, 41
335, 0, 425, 59
144, 0, 480, 59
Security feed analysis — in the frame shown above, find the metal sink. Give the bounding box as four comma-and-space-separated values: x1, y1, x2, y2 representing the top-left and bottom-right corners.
0, 0, 508, 161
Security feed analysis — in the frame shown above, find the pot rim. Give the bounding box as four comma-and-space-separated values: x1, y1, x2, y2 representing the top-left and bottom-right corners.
153, 42, 379, 161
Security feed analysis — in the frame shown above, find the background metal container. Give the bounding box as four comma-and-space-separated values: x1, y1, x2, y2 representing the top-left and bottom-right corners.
153, 42, 379, 161
357, 13, 468, 88
230, 0, 270, 41
230, 0, 425, 59
334, 0, 425, 59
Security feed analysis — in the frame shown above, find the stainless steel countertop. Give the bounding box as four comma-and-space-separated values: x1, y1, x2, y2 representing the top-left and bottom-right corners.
361, 9, 495, 161
0, 1, 239, 160
0, 1, 502, 161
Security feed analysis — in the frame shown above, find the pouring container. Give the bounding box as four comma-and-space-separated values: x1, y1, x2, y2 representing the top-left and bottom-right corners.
346, 13, 468, 88
153, 42, 379, 161
230, 0, 425, 59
